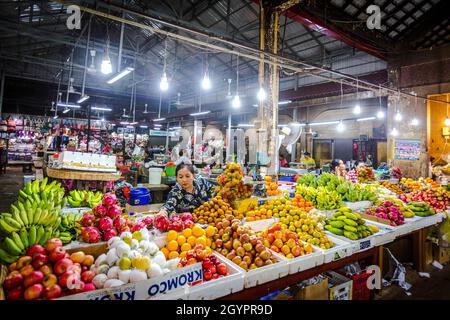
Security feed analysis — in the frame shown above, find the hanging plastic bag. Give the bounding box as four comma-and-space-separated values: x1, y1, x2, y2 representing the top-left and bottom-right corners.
382, 248, 412, 292
438, 212, 450, 247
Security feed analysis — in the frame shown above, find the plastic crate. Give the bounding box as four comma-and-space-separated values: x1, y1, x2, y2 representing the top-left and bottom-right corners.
350, 271, 372, 300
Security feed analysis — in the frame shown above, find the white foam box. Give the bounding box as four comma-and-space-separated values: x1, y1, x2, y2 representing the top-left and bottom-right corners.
363, 220, 397, 246
324, 231, 376, 254
149, 287, 189, 300
61, 206, 92, 215
408, 212, 445, 231
343, 201, 372, 211
59, 151, 117, 172
188, 253, 245, 300
221, 250, 289, 289
286, 247, 323, 275
242, 218, 279, 232
311, 235, 353, 264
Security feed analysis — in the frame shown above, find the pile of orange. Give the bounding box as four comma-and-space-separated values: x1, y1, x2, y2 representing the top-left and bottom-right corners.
264, 176, 282, 196
161, 225, 216, 260
291, 194, 314, 212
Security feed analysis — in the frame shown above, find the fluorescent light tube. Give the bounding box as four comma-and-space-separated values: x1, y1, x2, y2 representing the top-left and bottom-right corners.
92, 107, 112, 111
77, 95, 90, 103
189, 111, 211, 116
309, 121, 339, 126
106, 67, 134, 84
356, 117, 376, 122
153, 118, 166, 122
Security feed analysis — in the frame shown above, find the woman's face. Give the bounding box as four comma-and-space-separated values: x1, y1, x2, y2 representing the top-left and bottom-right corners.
177, 167, 195, 190
339, 161, 345, 170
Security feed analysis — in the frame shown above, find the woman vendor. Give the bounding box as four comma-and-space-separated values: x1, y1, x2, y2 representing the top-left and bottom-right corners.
158, 163, 213, 216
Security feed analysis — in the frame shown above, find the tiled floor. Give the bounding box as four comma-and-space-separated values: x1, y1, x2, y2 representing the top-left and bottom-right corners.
0, 166, 449, 299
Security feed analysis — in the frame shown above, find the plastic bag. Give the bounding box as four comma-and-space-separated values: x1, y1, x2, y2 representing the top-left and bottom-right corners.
438, 212, 450, 248
296, 274, 327, 289
382, 248, 412, 291
341, 262, 363, 277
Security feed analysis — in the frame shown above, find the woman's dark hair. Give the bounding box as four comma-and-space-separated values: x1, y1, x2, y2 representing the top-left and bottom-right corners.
176, 163, 195, 176
330, 159, 340, 172
178, 150, 184, 157
304, 152, 311, 157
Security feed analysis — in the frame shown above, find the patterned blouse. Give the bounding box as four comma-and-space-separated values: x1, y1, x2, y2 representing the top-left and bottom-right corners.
161, 176, 213, 214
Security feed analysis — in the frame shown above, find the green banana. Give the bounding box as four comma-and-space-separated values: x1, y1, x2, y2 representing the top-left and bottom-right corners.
344, 231, 359, 240
40, 177, 48, 191
5, 217, 22, 230
19, 208, 29, 227
33, 207, 42, 225
344, 218, 358, 227
19, 228, 29, 248
25, 181, 33, 195
0, 248, 18, 264
35, 226, 45, 245
26, 207, 34, 227
0, 218, 19, 233
329, 220, 345, 228
28, 225, 37, 245
10, 204, 20, 215
4, 236, 22, 255
11, 231, 25, 251
19, 189, 29, 200
344, 211, 360, 220
1, 213, 13, 218
344, 225, 358, 232
32, 179, 40, 193
60, 197, 67, 208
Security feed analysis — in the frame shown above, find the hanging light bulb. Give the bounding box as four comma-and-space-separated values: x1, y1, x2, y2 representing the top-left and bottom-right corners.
411, 118, 419, 126
391, 128, 398, 136
201, 73, 211, 90
101, 46, 112, 75
257, 87, 266, 101
395, 110, 403, 122
232, 95, 241, 109
353, 104, 361, 115
377, 110, 385, 119
336, 120, 345, 132
445, 117, 450, 127
160, 72, 169, 91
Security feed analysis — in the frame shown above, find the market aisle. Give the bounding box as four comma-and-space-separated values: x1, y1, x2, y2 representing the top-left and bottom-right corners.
0, 166, 24, 212
376, 263, 450, 300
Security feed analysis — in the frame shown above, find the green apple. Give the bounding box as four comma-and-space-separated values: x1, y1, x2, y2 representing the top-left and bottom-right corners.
119, 257, 132, 270
132, 231, 143, 241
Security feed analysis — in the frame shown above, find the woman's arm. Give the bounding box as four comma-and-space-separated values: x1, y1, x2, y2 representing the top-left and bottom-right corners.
159, 189, 179, 215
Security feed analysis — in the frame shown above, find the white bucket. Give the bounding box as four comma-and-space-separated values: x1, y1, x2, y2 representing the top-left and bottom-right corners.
148, 167, 163, 184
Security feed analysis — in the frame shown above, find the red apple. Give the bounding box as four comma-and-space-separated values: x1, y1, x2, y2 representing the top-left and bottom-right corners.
84, 283, 96, 292
32, 253, 48, 269
49, 247, 66, 263
81, 265, 89, 273
27, 245, 46, 258
3, 273, 23, 290
71, 280, 85, 294
45, 238, 63, 252
16, 256, 32, 269
81, 270, 96, 283
39, 265, 52, 276
24, 284, 44, 300
19, 264, 34, 277
59, 271, 78, 288
42, 274, 58, 288
6, 286, 24, 300
43, 284, 62, 299
54, 258, 73, 275
23, 271, 44, 288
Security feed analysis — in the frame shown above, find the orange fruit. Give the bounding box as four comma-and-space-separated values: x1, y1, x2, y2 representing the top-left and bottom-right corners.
179, 251, 187, 259
281, 245, 291, 255
192, 225, 204, 238
160, 247, 170, 259
187, 236, 196, 247
205, 226, 216, 237
167, 230, 178, 242
195, 236, 207, 247
206, 238, 212, 247
167, 240, 179, 252
169, 251, 179, 259
177, 235, 186, 246
181, 243, 191, 252
182, 228, 192, 238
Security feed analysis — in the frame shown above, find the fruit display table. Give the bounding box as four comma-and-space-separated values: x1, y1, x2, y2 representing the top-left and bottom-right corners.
8, 160, 33, 173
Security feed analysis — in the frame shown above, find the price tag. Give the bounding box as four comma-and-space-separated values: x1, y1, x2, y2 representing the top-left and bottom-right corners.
359, 239, 371, 251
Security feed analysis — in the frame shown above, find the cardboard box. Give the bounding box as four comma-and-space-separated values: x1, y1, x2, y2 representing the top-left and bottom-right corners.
326, 271, 353, 300
126, 203, 159, 214
291, 278, 329, 300
433, 245, 450, 265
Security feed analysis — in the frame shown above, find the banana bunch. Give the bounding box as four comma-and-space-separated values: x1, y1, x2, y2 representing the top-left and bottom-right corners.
56, 213, 83, 243
67, 190, 102, 208
295, 185, 318, 203
18, 177, 67, 208
316, 187, 342, 210
324, 207, 379, 240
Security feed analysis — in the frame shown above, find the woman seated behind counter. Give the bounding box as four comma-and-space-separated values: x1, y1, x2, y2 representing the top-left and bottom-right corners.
158, 163, 213, 216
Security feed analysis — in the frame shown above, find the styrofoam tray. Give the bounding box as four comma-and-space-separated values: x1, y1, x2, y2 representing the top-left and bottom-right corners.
311, 234, 353, 264
148, 287, 188, 300
363, 220, 397, 246
242, 218, 278, 232
361, 218, 412, 239
286, 247, 323, 274
222, 250, 289, 289
324, 231, 377, 254
411, 212, 446, 230
188, 253, 245, 300
343, 201, 372, 211
61, 206, 92, 215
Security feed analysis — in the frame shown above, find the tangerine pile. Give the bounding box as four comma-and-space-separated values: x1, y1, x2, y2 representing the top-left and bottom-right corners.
214, 163, 253, 202
258, 223, 313, 259
291, 194, 314, 212
192, 196, 243, 225
245, 197, 289, 222
161, 225, 216, 260
264, 176, 282, 196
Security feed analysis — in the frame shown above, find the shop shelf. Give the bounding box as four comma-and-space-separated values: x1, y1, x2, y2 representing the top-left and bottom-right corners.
187, 253, 245, 300
324, 231, 378, 254
311, 234, 353, 264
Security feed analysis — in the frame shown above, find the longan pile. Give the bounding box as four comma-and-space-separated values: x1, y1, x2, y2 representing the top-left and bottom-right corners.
192, 196, 243, 225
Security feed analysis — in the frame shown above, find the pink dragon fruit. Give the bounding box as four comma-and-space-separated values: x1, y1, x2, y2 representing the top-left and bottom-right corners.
154, 215, 169, 232
183, 219, 195, 229
98, 217, 114, 232
114, 216, 127, 231
103, 228, 118, 241
142, 216, 154, 229
80, 213, 95, 227
93, 204, 107, 218
180, 212, 193, 222
107, 204, 122, 219
169, 219, 183, 232
81, 226, 102, 243
131, 222, 146, 233
102, 192, 117, 208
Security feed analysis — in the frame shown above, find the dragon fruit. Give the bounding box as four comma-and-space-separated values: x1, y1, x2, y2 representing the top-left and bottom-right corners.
180, 212, 193, 222
103, 229, 118, 241
81, 213, 95, 227
169, 219, 183, 232
142, 216, 154, 229
114, 216, 128, 231
154, 215, 170, 232
131, 222, 146, 233
98, 217, 114, 232
183, 219, 194, 229
103, 192, 117, 208
93, 204, 108, 218
81, 226, 102, 243
107, 205, 122, 219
